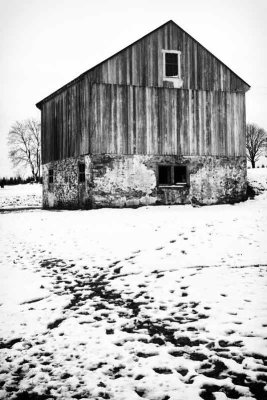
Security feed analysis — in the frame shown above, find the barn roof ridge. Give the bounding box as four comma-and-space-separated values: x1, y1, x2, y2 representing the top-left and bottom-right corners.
36, 19, 250, 109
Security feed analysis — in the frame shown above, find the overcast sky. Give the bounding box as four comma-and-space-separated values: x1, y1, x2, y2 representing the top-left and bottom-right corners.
0, 0, 266, 178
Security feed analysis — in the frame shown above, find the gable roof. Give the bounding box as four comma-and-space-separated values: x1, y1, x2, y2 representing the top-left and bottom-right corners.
36, 20, 250, 109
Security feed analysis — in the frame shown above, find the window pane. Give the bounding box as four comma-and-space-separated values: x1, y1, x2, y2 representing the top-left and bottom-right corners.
159, 165, 172, 185
49, 169, 53, 184
165, 53, 178, 64
79, 162, 85, 173
174, 166, 187, 183
165, 53, 178, 77
78, 162, 85, 183
79, 173, 85, 183
166, 64, 178, 77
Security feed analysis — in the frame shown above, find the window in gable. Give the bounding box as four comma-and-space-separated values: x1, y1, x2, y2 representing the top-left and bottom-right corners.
162, 50, 182, 88
165, 52, 178, 77
163, 50, 181, 78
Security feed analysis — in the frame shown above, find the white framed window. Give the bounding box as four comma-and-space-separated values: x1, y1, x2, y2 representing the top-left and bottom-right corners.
162, 50, 182, 88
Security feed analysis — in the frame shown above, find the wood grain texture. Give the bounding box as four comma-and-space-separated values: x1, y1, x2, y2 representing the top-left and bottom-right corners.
37, 21, 249, 110
39, 21, 248, 164
87, 22, 248, 92
41, 83, 246, 163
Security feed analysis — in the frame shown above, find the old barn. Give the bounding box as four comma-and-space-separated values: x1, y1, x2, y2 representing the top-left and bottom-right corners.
36, 20, 250, 209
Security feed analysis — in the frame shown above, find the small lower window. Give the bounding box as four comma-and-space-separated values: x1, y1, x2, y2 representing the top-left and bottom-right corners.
174, 166, 187, 184
158, 165, 172, 185
78, 162, 85, 183
48, 169, 53, 184
158, 165, 188, 186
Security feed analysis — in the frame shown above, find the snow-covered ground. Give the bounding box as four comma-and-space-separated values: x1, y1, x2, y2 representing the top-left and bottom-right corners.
247, 168, 267, 195
0, 170, 266, 400
247, 155, 267, 169
0, 183, 42, 209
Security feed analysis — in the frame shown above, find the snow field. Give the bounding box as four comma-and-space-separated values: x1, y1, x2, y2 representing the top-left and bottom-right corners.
0, 184, 42, 209
0, 169, 266, 399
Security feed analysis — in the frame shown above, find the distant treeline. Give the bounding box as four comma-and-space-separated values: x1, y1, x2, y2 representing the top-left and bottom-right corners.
0, 176, 42, 187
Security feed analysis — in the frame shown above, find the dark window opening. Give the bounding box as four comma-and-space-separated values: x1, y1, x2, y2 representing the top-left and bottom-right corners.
165, 52, 178, 77
48, 169, 53, 184
158, 165, 172, 185
174, 166, 187, 184
158, 165, 188, 186
78, 162, 85, 183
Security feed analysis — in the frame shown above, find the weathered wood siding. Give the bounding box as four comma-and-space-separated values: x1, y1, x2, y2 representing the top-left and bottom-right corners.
38, 21, 249, 111
40, 21, 249, 164
41, 79, 91, 163
87, 22, 249, 92
41, 82, 246, 163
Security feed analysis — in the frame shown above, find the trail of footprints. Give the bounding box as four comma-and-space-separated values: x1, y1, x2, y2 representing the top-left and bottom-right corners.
1, 251, 267, 399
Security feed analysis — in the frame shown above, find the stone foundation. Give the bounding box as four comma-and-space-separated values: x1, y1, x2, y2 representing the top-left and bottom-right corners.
42, 155, 247, 209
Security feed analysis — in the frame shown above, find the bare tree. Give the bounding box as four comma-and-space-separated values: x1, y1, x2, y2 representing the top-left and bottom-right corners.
246, 123, 267, 168
27, 119, 41, 179
8, 118, 41, 180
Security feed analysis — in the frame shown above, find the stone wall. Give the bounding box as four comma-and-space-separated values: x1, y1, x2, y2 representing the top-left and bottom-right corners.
189, 156, 247, 205
42, 155, 247, 209
42, 156, 91, 209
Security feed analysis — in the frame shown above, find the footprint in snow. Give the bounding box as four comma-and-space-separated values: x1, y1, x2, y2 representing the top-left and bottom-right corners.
153, 367, 173, 374
136, 351, 159, 358
176, 367, 188, 376
135, 374, 145, 380
135, 388, 146, 398
169, 350, 185, 357
189, 352, 208, 361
